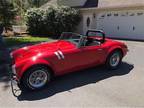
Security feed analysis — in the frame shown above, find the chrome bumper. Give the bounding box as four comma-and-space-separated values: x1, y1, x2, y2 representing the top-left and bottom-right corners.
10, 53, 21, 97
10, 53, 18, 82
9, 65, 21, 97
10, 64, 18, 81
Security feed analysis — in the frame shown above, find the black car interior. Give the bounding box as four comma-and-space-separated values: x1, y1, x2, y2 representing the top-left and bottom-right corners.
85, 37, 101, 46
83, 30, 106, 46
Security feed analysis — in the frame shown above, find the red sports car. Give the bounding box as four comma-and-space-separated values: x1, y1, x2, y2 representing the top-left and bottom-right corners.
11, 30, 128, 90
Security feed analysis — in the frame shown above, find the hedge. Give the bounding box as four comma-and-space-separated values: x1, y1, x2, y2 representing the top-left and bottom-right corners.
25, 6, 81, 38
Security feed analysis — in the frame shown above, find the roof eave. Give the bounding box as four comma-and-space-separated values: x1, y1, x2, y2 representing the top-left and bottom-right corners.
80, 4, 144, 11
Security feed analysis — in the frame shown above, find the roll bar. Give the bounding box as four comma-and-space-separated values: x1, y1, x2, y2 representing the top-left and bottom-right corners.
86, 29, 105, 43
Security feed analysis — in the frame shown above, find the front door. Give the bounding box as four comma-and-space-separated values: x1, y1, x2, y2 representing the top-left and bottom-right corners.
78, 45, 105, 67
54, 45, 105, 75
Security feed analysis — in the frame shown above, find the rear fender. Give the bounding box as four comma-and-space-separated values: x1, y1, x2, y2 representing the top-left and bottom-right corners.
107, 46, 124, 58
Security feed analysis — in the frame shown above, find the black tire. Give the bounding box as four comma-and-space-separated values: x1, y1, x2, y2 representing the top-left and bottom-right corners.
106, 50, 122, 70
20, 66, 51, 91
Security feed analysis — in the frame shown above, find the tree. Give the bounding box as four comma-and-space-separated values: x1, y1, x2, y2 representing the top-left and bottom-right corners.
25, 6, 81, 38
0, 0, 16, 32
11, 0, 50, 25
27, 0, 50, 8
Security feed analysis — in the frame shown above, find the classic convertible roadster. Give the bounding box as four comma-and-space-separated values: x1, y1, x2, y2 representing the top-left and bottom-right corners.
11, 30, 128, 90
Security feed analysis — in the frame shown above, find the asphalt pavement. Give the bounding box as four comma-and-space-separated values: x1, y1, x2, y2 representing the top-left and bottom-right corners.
0, 40, 144, 108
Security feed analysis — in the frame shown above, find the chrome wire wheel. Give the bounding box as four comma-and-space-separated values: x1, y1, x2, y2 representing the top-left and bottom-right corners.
28, 70, 48, 89
109, 52, 120, 67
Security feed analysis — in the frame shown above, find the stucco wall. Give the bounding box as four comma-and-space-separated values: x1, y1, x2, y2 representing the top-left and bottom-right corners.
78, 6, 144, 40
78, 10, 98, 35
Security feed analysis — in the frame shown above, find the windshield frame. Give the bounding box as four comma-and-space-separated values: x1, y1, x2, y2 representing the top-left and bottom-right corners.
86, 29, 105, 43
59, 32, 84, 47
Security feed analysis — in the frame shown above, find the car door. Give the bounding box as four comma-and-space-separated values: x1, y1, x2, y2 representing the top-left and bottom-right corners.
78, 45, 105, 67
54, 44, 105, 75
52, 48, 86, 75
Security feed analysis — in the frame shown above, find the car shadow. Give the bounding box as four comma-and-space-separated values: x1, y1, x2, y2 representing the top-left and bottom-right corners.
17, 62, 134, 101
0, 65, 10, 81
0, 65, 11, 91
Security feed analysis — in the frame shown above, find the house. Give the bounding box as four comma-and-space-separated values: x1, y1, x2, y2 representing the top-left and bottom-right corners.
42, 0, 97, 8
45, 0, 144, 40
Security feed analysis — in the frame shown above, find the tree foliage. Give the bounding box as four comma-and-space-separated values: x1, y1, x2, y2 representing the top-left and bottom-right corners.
12, 0, 50, 24
12, 0, 50, 12
0, 0, 16, 29
27, 0, 50, 8
25, 6, 81, 38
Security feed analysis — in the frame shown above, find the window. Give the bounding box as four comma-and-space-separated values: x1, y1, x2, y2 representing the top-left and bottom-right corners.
129, 13, 135, 16
121, 12, 128, 16
121, 13, 126, 16
114, 13, 119, 16
107, 13, 112, 17
137, 12, 143, 16
101, 14, 105, 18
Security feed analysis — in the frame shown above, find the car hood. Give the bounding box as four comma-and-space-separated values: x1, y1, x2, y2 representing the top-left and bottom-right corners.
12, 40, 76, 61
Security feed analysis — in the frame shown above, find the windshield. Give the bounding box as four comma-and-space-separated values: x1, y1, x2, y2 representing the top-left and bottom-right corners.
59, 32, 83, 46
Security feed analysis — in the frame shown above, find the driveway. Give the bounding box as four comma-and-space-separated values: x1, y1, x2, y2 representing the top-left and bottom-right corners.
0, 40, 144, 108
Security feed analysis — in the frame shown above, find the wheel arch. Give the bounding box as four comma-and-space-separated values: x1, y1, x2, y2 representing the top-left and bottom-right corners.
110, 48, 124, 57
20, 63, 55, 83
105, 47, 123, 69
108, 47, 124, 58
105, 47, 124, 63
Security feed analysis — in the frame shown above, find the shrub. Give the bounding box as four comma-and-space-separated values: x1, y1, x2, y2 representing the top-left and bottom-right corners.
25, 6, 81, 38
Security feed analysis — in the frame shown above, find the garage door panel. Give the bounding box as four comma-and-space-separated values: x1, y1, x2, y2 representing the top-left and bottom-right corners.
96, 10, 144, 40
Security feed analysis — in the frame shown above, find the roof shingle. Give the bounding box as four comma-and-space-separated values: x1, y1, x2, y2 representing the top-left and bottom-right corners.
83, 0, 98, 8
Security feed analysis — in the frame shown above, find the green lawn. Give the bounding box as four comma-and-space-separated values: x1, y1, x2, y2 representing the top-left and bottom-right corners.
4, 36, 53, 47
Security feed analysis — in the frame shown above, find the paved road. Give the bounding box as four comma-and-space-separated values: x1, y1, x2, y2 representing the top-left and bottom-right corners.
0, 40, 144, 108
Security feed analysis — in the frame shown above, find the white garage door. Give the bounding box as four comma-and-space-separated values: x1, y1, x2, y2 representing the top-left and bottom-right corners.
96, 10, 144, 40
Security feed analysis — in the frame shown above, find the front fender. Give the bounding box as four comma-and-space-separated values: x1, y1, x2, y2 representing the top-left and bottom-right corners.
16, 58, 55, 79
